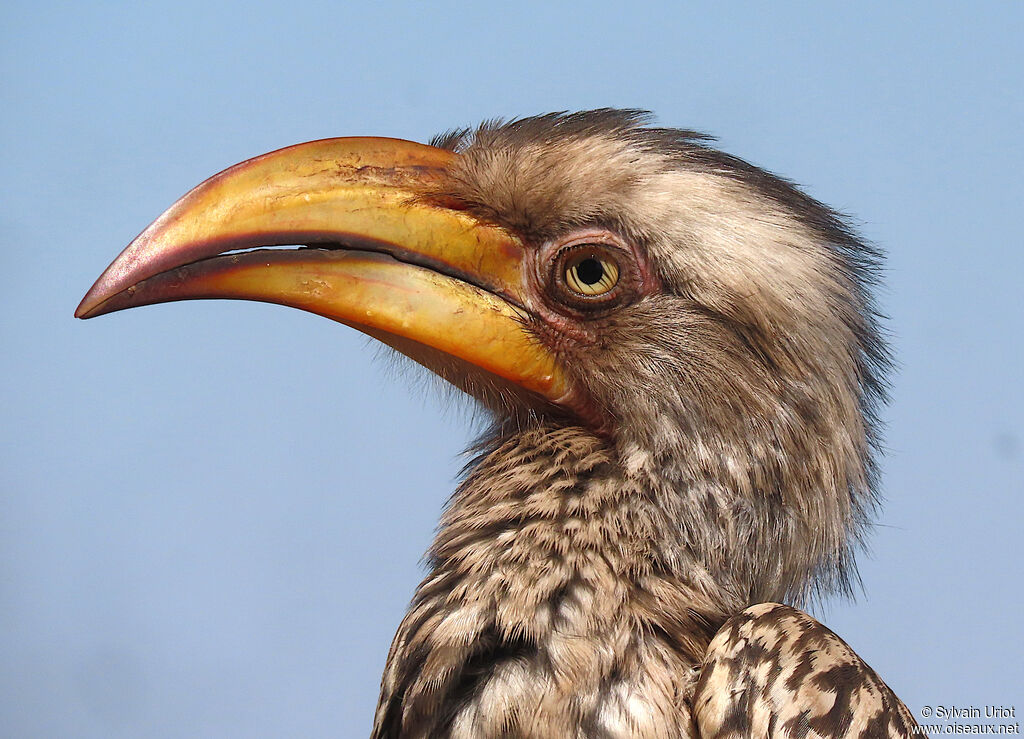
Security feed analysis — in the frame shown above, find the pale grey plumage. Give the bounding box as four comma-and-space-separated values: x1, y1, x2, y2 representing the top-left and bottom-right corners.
369, 110, 916, 738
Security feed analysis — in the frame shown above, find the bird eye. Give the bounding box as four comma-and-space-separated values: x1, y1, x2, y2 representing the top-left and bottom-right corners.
565, 253, 620, 296
544, 233, 639, 315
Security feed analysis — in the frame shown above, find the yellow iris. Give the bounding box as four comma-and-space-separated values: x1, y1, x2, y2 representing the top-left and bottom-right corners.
565, 254, 619, 296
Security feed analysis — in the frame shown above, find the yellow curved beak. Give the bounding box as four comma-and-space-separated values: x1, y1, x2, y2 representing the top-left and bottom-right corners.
76, 137, 567, 406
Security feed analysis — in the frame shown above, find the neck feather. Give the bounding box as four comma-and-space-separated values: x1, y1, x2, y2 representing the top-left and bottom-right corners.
374, 423, 751, 737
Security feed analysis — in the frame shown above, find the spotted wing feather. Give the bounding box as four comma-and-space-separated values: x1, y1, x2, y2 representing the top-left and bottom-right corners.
694, 603, 918, 739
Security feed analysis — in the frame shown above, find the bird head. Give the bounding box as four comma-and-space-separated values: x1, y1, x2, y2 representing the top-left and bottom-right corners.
77, 110, 888, 606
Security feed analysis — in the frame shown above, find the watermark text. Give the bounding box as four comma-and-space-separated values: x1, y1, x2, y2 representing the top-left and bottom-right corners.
918, 706, 1019, 735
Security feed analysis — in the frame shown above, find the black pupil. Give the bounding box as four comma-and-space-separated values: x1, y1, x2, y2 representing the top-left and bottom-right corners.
576, 257, 604, 285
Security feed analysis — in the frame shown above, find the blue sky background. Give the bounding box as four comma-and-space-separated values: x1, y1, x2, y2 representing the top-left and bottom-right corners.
2, 2, 1021, 736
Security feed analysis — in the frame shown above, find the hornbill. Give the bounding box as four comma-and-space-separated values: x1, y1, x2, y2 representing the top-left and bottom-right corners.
77, 110, 919, 738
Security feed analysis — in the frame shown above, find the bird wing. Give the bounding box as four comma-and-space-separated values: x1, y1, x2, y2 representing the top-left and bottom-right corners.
693, 603, 919, 738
